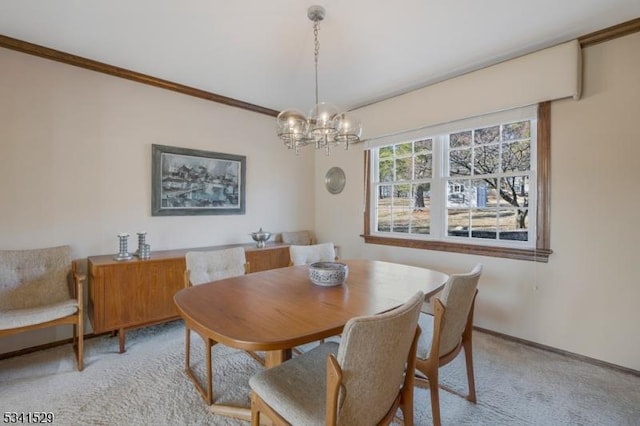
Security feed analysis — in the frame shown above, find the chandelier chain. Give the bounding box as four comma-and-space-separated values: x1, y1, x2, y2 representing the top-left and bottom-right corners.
313, 20, 320, 106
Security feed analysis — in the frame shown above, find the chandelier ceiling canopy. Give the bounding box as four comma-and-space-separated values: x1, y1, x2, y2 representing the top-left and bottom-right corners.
276, 5, 363, 155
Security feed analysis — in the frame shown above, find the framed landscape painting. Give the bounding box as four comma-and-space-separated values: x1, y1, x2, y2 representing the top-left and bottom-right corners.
151, 144, 246, 216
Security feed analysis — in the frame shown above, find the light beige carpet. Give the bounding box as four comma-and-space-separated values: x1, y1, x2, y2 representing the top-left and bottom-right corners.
1, 320, 638, 425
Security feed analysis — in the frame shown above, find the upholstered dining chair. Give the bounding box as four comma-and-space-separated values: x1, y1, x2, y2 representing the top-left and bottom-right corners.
249, 291, 424, 426
414, 264, 482, 426
281, 230, 315, 246
289, 242, 337, 266
183, 247, 252, 404
0, 245, 85, 371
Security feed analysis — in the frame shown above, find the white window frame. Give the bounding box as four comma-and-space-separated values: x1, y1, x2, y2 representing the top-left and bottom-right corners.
369, 105, 538, 250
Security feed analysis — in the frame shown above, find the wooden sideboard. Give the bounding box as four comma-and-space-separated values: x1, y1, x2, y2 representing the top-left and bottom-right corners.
87, 242, 291, 352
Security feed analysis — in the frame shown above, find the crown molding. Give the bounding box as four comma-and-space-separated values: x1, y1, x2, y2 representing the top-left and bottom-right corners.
0, 34, 279, 117
579, 17, 640, 47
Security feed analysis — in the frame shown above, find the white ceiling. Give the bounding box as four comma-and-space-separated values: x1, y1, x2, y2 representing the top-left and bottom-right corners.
1, 1, 639, 113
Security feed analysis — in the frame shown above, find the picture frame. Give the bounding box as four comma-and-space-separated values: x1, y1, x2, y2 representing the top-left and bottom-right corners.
151, 144, 246, 216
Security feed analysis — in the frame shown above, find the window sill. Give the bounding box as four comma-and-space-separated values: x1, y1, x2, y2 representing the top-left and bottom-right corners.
361, 234, 552, 263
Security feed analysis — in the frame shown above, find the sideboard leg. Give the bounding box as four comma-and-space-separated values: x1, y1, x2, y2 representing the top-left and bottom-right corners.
118, 328, 126, 353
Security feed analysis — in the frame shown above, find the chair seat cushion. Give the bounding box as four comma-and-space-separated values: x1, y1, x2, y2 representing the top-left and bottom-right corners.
249, 342, 339, 426
417, 312, 434, 360
0, 299, 78, 330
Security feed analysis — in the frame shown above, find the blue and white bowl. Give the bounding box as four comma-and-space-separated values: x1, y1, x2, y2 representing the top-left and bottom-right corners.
308, 262, 348, 286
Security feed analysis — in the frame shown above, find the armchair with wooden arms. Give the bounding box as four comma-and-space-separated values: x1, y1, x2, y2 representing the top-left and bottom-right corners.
0, 245, 85, 371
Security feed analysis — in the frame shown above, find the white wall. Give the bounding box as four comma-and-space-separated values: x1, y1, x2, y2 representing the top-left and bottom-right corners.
315, 32, 640, 371
0, 47, 315, 353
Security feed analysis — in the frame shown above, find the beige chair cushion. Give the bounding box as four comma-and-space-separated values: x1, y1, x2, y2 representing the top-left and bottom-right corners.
250, 342, 339, 426
185, 247, 246, 285
0, 300, 78, 330
289, 243, 336, 266
0, 245, 72, 311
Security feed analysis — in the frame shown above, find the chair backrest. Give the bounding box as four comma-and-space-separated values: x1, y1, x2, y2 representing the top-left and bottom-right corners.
437, 264, 482, 356
185, 247, 247, 285
0, 245, 72, 310
281, 230, 314, 245
289, 242, 336, 266
335, 291, 424, 425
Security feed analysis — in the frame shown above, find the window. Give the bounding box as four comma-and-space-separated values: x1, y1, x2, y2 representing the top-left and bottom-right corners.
364, 103, 552, 262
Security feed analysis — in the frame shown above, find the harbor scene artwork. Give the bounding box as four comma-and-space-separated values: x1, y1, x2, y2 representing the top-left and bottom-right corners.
151, 144, 246, 216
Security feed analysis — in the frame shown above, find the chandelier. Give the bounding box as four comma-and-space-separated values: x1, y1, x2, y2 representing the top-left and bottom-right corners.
276, 5, 363, 155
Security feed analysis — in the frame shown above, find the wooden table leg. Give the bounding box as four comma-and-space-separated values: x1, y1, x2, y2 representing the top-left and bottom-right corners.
264, 349, 292, 368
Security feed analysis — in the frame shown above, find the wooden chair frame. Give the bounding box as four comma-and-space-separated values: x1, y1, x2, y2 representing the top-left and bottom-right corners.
0, 260, 85, 371
250, 327, 421, 426
182, 264, 262, 405
414, 289, 478, 426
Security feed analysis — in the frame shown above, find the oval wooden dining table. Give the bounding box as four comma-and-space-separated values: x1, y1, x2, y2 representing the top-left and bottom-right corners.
174, 258, 449, 420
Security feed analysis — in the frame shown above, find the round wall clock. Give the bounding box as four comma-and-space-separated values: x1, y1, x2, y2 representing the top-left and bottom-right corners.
324, 167, 346, 194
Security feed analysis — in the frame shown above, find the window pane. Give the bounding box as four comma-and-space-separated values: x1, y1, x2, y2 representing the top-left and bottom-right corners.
393, 184, 412, 207
502, 141, 531, 172
499, 176, 529, 207
474, 125, 500, 144
473, 144, 500, 174
447, 209, 469, 237
447, 179, 469, 207
411, 183, 430, 234
379, 159, 393, 182
450, 131, 471, 148
387, 184, 411, 233
410, 211, 430, 234
376, 187, 391, 232
503, 121, 531, 141
414, 139, 432, 153
449, 148, 471, 176
499, 209, 529, 241
412, 183, 431, 209
392, 208, 410, 233
469, 179, 494, 208
379, 146, 393, 159
377, 214, 391, 232
471, 209, 498, 240
378, 184, 392, 200
415, 154, 432, 179
395, 158, 412, 181
395, 142, 412, 156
